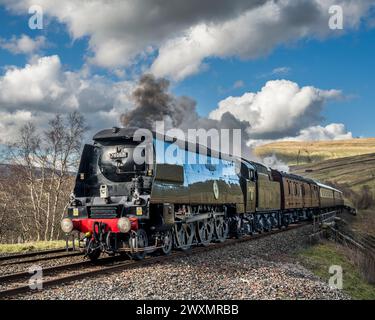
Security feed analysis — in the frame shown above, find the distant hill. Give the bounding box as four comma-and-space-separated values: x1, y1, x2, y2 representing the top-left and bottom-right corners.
255, 138, 375, 165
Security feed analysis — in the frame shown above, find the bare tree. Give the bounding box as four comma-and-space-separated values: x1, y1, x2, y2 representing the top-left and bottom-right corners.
1, 112, 87, 242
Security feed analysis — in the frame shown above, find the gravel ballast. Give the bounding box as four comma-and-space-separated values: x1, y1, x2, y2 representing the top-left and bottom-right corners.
16, 225, 349, 300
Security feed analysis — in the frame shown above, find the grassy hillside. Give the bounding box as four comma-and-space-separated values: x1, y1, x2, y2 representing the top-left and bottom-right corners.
291, 153, 375, 236
290, 153, 375, 195
255, 138, 375, 165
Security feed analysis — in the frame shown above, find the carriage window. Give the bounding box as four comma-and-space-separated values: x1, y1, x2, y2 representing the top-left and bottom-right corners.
294, 184, 298, 196
288, 181, 291, 195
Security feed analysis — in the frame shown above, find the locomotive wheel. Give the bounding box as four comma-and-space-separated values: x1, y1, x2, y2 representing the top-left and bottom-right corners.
175, 223, 195, 251
130, 229, 148, 260
254, 215, 263, 233
87, 248, 101, 261
214, 217, 228, 242
197, 219, 214, 246
86, 238, 101, 261
283, 215, 290, 228
161, 230, 173, 255
263, 216, 271, 232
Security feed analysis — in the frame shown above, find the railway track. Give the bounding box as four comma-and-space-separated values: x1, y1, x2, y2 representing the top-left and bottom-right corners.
0, 222, 309, 299
0, 248, 75, 262
0, 250, 83, 266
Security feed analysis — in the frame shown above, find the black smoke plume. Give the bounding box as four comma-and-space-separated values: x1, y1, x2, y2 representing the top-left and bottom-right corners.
121, 74, 252, 159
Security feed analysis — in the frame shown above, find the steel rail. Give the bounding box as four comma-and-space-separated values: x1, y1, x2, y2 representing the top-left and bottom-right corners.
0, 251, 83, 266
0, 248, 75, 262
0, 255, 124, 284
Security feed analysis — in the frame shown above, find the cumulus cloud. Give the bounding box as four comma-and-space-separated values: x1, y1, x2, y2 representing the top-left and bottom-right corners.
0, 55, 134, 142
150, 0, 374, 80
1, 0, 264, 70
0, 55, 66, 110
0, 34, 46, 55
0, 110, 34, 144
288, 123, 353, 141
247, 123, 353, 151
1, 0, 373, 79
209, 79, 342, 139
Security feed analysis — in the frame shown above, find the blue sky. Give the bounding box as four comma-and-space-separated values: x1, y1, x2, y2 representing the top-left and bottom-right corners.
0, 1, 374, 144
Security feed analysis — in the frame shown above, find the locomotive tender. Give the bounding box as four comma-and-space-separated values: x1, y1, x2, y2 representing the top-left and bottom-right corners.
61, 127, 345, 260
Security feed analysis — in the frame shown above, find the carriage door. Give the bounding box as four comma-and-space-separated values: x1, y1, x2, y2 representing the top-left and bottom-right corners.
246, 169, 256, 213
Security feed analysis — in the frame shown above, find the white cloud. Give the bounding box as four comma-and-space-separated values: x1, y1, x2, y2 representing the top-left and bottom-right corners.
0, 110, 34, 144
0, 34, 46, 54
2, 0, 373, 80
0, 55, 65, 108
1, 0, 264, 70
210, 79, 341, 139
151, 0, 374, 80
288, 123, 353, 141
247, 123, 353, 152
0, 55, 134, 142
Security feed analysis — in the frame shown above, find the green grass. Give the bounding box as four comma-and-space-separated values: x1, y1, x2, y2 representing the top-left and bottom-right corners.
0, 240, 66, 254
299, 242, 375, 299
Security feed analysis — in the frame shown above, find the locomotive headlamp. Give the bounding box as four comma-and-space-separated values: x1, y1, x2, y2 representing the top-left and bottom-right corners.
100, 184, 109, 199
117, 217, 131, 233
61, 218, 73, 233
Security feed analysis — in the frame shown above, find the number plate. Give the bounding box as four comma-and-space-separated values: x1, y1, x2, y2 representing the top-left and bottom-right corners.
136, 207, 143, 216
73, 208, 79, 216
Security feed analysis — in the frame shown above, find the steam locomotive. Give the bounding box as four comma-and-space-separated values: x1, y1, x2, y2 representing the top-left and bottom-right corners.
61, 127, 347, 260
